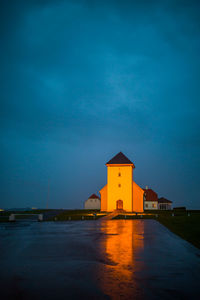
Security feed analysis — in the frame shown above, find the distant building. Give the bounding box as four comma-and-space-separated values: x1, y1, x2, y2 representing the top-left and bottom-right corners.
143, 187, 158, 210
100, 152, 144, 212
158, 197, 172, 210
144, 187, 173, 210
84, 194, 101, 209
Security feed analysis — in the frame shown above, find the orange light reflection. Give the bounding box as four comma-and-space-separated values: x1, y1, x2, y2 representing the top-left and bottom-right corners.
98, 220, 145, 299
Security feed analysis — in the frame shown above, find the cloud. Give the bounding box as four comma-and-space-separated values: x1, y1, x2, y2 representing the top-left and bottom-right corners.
0, 0, 200, 208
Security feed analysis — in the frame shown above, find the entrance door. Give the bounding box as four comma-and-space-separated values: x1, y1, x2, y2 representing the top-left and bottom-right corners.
116, 200, 123, 210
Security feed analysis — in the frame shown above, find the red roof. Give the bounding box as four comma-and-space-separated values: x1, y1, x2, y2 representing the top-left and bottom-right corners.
143, 188, 158, 202
88, 194, 100, 199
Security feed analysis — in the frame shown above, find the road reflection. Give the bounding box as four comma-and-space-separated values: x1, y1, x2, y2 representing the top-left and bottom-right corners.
98, 220, 145, 299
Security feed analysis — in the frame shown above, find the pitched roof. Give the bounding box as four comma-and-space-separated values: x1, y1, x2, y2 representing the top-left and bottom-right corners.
158, 197, 172, 204
88, 193, 100, 199
143, 188, 157, 194
106, 152, 133, 165
143, 188, 158, 201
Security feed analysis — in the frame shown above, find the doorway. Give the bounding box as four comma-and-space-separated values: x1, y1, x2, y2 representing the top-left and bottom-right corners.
116, 200, 123, 210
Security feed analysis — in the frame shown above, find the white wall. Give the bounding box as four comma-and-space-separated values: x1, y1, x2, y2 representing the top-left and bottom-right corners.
84, 198, 101, 209
144, 201, 158, 210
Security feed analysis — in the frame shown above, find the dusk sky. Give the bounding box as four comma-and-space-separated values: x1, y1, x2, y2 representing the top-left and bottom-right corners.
1, 0, 200, 209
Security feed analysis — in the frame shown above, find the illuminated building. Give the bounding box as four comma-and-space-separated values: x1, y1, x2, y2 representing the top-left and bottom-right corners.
100, 152, 144, 212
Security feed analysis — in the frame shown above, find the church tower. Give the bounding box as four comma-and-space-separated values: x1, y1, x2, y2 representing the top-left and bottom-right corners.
100, 152, 143, 212
106, 152, 134, 211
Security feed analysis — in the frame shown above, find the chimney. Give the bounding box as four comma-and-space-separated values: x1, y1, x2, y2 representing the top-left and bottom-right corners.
145, 186, 148, 190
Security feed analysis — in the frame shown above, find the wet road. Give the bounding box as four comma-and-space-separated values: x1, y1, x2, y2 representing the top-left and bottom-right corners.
0, 220, 199, 300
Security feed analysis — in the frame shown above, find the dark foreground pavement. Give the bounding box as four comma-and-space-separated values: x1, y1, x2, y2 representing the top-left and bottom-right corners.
0, 220, 199, 300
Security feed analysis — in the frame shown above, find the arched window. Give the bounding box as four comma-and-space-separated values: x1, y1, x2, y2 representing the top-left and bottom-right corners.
116, 199, 123, 210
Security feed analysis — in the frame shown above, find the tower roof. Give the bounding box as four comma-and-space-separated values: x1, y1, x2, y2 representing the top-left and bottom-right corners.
106, 152, 134, 165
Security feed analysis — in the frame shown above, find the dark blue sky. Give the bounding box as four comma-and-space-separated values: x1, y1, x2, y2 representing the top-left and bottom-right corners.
1, 0, 200, 209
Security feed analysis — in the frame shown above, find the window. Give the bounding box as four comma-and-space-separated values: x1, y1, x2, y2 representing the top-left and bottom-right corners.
152, 203, 156, 208
118, 184, 121, 187
118, 172, 121, 177
145, 203, 148, 208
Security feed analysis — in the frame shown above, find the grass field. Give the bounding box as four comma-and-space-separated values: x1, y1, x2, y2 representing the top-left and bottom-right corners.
157, 213, 200, 249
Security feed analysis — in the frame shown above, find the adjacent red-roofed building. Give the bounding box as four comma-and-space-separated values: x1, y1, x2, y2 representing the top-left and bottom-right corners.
143, 186, 158, 210
143, 187, 173, 210
84, 194, 100, 209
